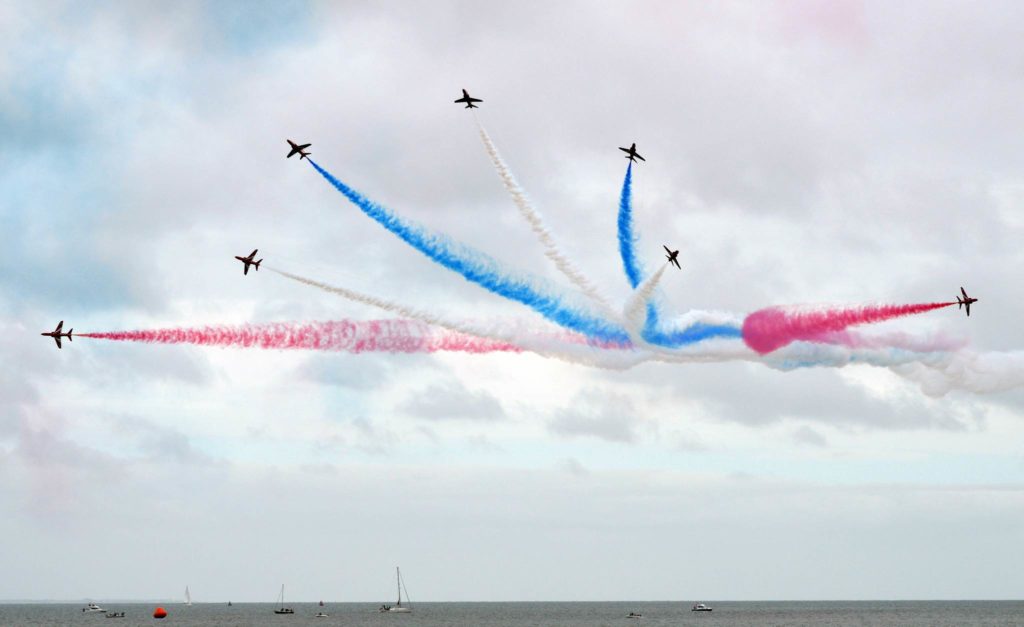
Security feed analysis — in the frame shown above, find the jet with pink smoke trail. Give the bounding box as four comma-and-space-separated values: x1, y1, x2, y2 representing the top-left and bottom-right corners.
742, 302, 957, 355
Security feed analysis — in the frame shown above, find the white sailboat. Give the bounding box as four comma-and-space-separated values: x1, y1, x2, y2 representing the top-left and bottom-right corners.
274, 584, 295, 615
184, 585, 192, 606
378, 567, 412, 613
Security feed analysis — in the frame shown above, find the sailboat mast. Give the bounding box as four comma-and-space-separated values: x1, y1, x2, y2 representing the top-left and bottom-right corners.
396, 567, 401, 604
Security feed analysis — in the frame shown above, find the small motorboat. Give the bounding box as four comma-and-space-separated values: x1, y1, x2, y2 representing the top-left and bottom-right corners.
82, 602, 105, 613
691, 602, 713, 612
314, 612, 329, 618
627, 611, 643, 618
105, 612, 126, 618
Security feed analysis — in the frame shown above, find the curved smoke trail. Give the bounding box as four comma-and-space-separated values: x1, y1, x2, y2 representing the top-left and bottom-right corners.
474, 117, 619, 320
79, 320, 520, 354
269, 267, 643, 369
742, 302, 956, 354
307, 159, 630, 344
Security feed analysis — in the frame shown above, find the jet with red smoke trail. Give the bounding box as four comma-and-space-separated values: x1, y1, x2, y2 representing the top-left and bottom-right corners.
454, 89, 482, 108
234, 249, 262, 275
663, 245, 681, 270
619, 143, 645, 163
41, 320, 72, 349
957, 287, 978, 317
286, 139, 311, 160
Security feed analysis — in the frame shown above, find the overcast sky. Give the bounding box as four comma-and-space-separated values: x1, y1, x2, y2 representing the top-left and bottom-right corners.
2, 0, 1023, 602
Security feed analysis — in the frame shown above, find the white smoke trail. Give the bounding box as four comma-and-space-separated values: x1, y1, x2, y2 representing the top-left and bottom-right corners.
269, 271, 1024, 394
623, 263, 668, 327
475, 117, 620, 321
268, 266, 645, 370
892, 350, 1024, 396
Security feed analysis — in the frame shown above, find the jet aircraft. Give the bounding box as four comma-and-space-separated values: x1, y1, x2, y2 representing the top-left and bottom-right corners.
957, 287, 978, 317
454, 89, 482, 108
619, 143, 645, 163
235, 249, 262, 275
41, 320, 72, 349
286, 139, 311, 160
663, 245, 681, 270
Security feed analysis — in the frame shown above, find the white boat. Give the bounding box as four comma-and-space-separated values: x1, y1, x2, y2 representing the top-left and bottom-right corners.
691, 602, 712, 612
82, 602, 105, 613
273, 584, 295, 615
378, 567, 413, 613
184, 585, 192, 606
314, 612, 329, 618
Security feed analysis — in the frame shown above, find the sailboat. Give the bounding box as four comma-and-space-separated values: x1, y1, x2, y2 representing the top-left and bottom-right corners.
184, 586, 192, 606
378, 567, 412, 613
273, 584, 295, 615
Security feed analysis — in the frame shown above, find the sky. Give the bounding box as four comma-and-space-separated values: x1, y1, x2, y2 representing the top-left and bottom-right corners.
1, 0, 1024, 602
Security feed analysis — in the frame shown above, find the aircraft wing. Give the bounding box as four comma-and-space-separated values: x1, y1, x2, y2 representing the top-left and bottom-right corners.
961, 286, 968, 298
54, 320, 63, 333
295, 143, 310, 150
663, 245, 672, 254
636, 153, 646, 161
244, 264, 250, 276
672, 258, 681, 269
54, 335, 62, 349
966, 303, 971, 316
249, 249, 258, 258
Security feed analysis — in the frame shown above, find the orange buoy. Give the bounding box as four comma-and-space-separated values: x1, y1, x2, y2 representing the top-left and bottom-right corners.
153, 606, 168, 619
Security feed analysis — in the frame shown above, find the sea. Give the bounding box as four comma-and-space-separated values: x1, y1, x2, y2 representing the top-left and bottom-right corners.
1, 601, 1022, 626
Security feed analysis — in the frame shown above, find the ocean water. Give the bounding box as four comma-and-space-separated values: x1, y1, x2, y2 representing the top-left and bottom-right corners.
2, 601, 1022, 626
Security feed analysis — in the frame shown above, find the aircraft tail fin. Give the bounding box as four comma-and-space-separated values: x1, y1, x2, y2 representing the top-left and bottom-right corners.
255, 259, 262, 271
68, 329, 73, 340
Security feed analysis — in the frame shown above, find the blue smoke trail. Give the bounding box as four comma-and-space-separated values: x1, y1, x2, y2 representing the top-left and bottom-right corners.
307, 160, 631, 344
616, 164, 742, 346
617, 162, 643, 290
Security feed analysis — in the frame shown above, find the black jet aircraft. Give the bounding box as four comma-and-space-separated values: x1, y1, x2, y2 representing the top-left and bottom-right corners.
957, 287, 978, 317
619, 143, 645, 163
454, 89, 482, 108
663, 245, 681, 270
235, 249, 262, 275
41, 320, 72, 349
286, 139, 311, 160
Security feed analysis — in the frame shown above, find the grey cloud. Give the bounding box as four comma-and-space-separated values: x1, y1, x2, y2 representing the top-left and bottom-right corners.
108, 415, 217, 465
548, 390, 639, 443
399, 380, 506, 422
791, 425, 828, 448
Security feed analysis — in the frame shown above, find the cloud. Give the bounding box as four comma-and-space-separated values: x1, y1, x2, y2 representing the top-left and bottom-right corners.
791, 425, 828, 448
399, 380, 506, 422
548, 390, 640, 443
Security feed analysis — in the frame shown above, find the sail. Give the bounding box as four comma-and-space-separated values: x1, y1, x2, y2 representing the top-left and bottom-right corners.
185, 586, 192, 605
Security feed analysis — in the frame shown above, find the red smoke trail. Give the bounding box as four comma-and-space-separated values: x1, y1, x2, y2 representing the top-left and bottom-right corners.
742, 302, 955, 355
78, 320, 521, 354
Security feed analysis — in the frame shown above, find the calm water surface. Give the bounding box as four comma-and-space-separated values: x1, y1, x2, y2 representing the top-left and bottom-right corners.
2, 601, 1022, 626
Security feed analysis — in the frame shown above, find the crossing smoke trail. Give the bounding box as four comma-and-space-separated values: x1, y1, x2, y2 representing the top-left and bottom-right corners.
79, 320, 520, 354
268, 267, 642, 369
624, 263, 667, 328
614, 163, 744, 348
474, 118, 619, 320
742, 302, 956, 355
307, 159, 630, 345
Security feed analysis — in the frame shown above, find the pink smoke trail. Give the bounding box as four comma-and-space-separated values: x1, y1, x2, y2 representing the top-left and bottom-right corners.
742, 302, 955, 355
79, 320, 522, 354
